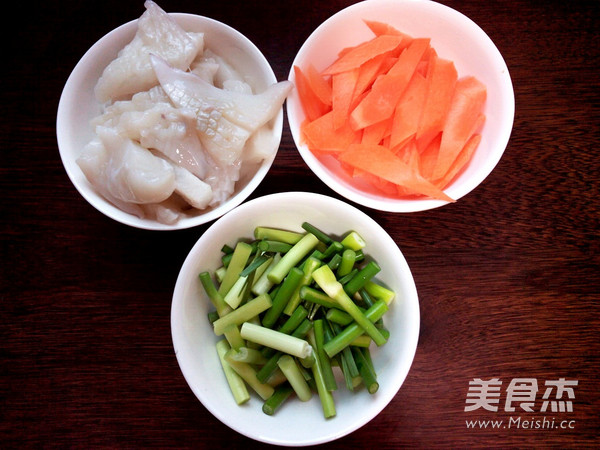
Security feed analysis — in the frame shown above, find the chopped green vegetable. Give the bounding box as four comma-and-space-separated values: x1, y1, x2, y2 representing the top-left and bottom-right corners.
256, 318, 313, 383
344, 261, 381, 296
218, 241, 253, 296
267, 233, 319, 284
200, 223, 397, 420
262, 384, 294, 415
340, 230, 366, 251
301, 222, 333, 245
337, 248, 356, 277
323, 300, 388, 358
307, 327, 336, 419
226, 357, 275, 400
199, 271, 232, 317
313, 320, 337, 392
223, 324, 245, 351
364, 280, 396, 304
312, 265, 387, 347
216, 339, 250, 405
283, 257, 322, 315
277, 355, 313, 402
225, 347, 268, 365
212, 293, 272, 336
241, 322, 313, 359
223, 275, 248, 309
261, 267, 304, 328
254, 226, 304, 244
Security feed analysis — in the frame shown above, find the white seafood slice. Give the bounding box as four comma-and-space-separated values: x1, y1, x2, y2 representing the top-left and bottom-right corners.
222, 79, 253, 94
171, 164, 213, 209
190, 55, 219, 83
95, 0, 204, 103
244, 125, 281, 164
77, 138, 146, 218
202, 49, 245, 88
205, 160, 241, 207
141, 195, 189, 225
92, 87, 211, 180
94, 126, 176, 204
151, 55, 292, 165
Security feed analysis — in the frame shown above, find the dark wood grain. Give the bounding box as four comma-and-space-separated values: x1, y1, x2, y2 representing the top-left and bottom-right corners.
2, 0, 599, 448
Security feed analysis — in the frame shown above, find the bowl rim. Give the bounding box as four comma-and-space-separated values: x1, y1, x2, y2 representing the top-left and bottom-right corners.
171, 191, 421, 446
286, 0, 515, 213
56, 12, 283, 231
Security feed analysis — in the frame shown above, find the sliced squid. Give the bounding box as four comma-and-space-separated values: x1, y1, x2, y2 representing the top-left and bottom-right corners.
151, 54, 291, 165
79, 2, 292, 224
95, 0, 204, 103
86, 126, 176, 204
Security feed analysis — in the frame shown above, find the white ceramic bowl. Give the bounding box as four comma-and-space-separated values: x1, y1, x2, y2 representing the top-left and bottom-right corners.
287, 0, 515, 212
57, 12, 283, 230
171, 191, 420, 446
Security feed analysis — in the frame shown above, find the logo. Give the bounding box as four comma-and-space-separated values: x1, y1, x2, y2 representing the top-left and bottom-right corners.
464, 378, 578, 430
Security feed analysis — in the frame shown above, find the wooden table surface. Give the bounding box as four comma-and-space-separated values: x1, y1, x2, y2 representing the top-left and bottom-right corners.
2, 0, 599, 448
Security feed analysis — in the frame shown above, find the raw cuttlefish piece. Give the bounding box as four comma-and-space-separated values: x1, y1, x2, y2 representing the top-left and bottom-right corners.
151, 54, 292, 166
95, 0, 204, 103
201, 49, 245, 89
141, 197, 187, 225
77, 126, 176, 205
190, 55, 220, 84
99, 87, 212, 181
170, 163, 212, 209
76, 138, 146, 218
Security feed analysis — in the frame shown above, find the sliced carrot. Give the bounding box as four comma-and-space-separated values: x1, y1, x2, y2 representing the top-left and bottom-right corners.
397, 138, 421, 173
416, 56, 458, 151
322, 34, 405, 75
435, 133, 482, 189
301, 110, 360, 153
294, 65, 329, 122
415, 46, 433, 77
352, 168, 399, 195
353, 53, 392, 101
418, 132, 442, 181
305, 64, 332, 106
363, 20, 414, 46
331, 69, 359, 129
361, 116, 393, 146
338, 143, 454, 202
390, 71, 427, 149
295, 22, 486, 201
381, 134, 392, 149
432, 76, 487, 180
349, 38, 431, 130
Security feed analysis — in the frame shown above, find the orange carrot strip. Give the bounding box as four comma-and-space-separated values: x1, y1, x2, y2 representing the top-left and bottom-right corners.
306, 64, 332, 106
390, 71, 427, 149
419, 133, 442, 181
363, 20, 414, 45
435, 133, 482, 189
322, 35, 405, 75
332, 69, 359, 130
361, 117, 392, 146
294, 65, 329, 122
352, 168, 399, 195
352, 53, 392, 100
349, 38, 431, 130
432, 76, 487, 180
302, 111, 360, 153
416, 56, 458, 151
338, 143, 454, 202
397, 138, 421, 173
